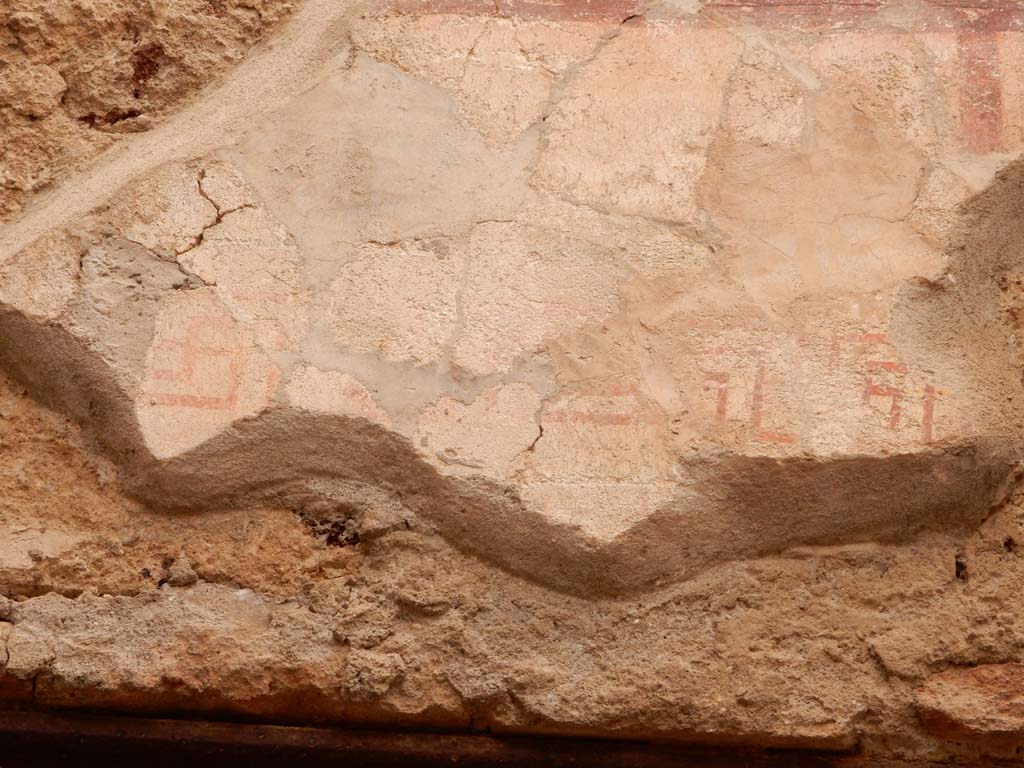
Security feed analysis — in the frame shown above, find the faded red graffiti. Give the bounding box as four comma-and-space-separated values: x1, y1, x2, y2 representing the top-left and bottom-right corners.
750, 362, 797, 444
144, 317, 243, 411
834, 330, 942, 441
922, 385, 937, 443
376, 0, 1019, 157
958, 31, 1004, 153
376, 0, 1024, 31
544, 383, 659, 427
380, 0, 638, 21
706, 0, 1024, 31
866, 360, 909, 374
863, 380, 903, 430
703, 371, 730, 424
829, 331, 890, 369
544, 410, 658, 426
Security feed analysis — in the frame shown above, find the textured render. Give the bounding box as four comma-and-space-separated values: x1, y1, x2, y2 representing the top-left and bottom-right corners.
0, 0, 295, 221
4, 0, 1024, 760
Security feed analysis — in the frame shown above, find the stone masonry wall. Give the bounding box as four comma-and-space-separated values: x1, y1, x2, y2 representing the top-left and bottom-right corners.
4, 0, 1024, 760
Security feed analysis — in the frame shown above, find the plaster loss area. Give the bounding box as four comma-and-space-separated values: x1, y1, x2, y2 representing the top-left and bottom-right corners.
4, 0, 1024, 759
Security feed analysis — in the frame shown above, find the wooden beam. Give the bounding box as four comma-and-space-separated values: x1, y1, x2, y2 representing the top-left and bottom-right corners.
0, 708, 986, 768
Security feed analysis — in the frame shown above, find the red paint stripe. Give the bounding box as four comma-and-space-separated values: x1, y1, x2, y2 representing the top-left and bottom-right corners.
375, 0, 1024, 33
958, 30, 1004, 153
147, 392, 240, 410
866, 360, 909, 373
751, 362, 797, 443
751, 363, 766, 429
709, 0, 876, 5
889, 398, 902, 430
704, 372, 730, 423
380, 0, 638, 20
845, 333, 889, 345
921, 385, 936, 443
863, 382, 901, 401
862, 381, 903, 431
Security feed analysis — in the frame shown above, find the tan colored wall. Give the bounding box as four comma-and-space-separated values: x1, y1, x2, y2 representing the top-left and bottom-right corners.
3, 0, 1024, 759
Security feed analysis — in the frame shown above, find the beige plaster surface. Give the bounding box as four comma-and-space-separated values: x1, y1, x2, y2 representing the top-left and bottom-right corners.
4, 0, 1024, 759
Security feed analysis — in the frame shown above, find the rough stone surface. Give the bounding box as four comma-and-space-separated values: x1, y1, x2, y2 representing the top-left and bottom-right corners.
4, 0, 1024, 761
0, 0, 294, 221
917, 664, 1024, 744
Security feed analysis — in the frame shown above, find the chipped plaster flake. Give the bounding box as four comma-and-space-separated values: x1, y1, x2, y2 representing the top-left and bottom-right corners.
286, 366, 393, 428
416, 383, 542, 478
532, 26, 744, 224
178, 205, 310, 351
325, 240, 464, 367
451, 221, 626, 376
198, 162, 258, 213
352, 17, 609, 143
0, 527, 84, 570
520, 481, 681, 542
0, 231, 80, 320
123, 166, 218, 260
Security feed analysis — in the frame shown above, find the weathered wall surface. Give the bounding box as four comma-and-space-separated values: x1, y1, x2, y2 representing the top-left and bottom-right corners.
0, 0, 295, 221
4, 0, 1024, 760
